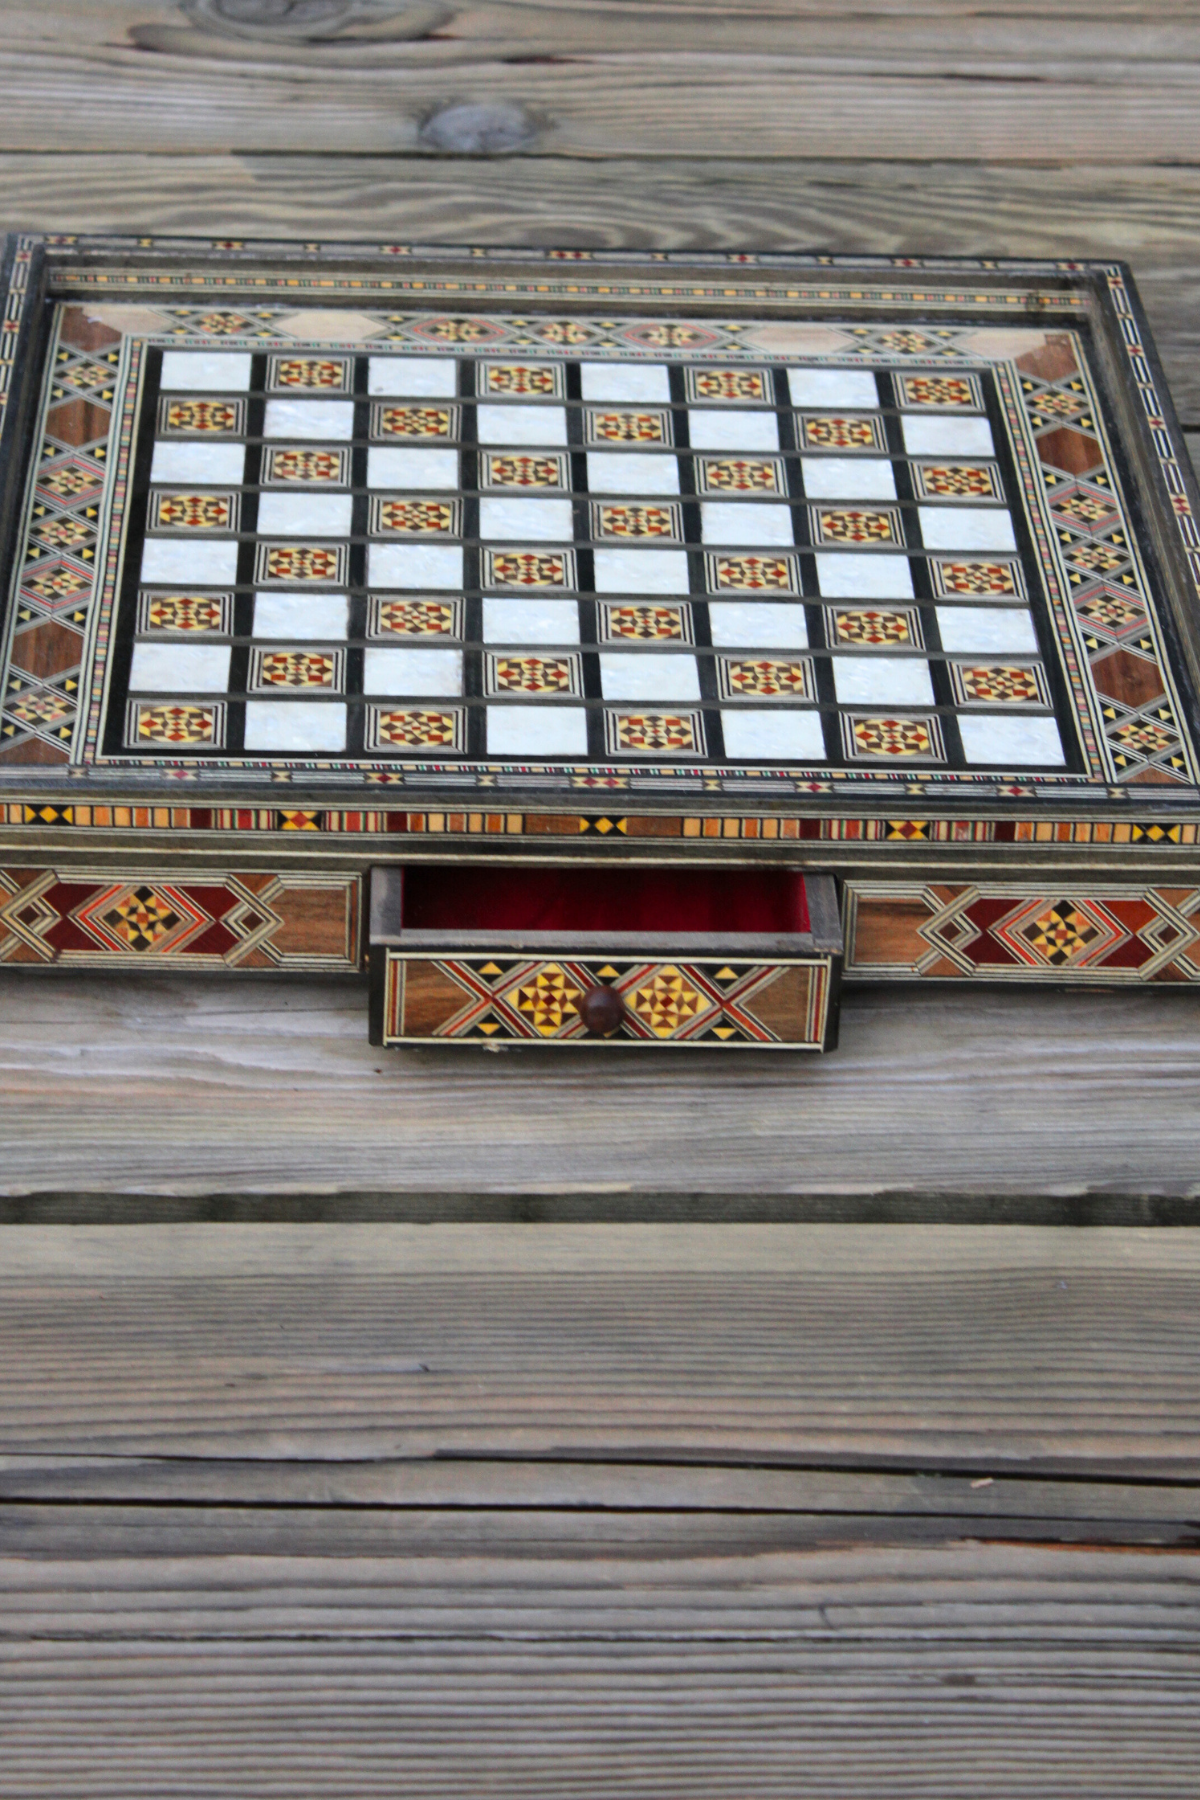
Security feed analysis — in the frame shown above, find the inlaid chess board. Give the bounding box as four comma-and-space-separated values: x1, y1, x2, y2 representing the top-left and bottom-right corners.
3, 246, 1194, 802
109, 345, 1060, 777
0, 238, 1198, 1011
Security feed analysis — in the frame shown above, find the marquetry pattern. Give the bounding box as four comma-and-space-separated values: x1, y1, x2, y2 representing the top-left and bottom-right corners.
383, 952, 836, 1047
1009, 334, 1193, 785
1, 803, 1195, 845
0, 868, 361, 969
0, 303, 120, 764
843, 883, 1200, 983
31, 250, 1198, 788
0, 271, 1193, 807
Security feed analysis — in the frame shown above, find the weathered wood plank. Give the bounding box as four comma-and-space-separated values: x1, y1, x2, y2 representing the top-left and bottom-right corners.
5, 1220, 1194, 1271
0, 1631, 1196, 1797
1, 1542, 1197, 1639
0, 8, 1195, 1791
0, 1225, 1197, 1471
1139, 267, 1200, 426
16, 0, 1200, 56
1, 42, 1197, 158
0, 974, 1197, 1201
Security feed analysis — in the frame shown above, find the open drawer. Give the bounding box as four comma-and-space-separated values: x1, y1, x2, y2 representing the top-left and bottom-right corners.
368, 866, 842, 1050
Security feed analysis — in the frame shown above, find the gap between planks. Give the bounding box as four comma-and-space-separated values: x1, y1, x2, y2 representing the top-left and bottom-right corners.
2, 1457, 1200, 1527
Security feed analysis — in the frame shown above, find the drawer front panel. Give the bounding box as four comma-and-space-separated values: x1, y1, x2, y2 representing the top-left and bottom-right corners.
0, 869, 362, 970
383, 952, 837, 1049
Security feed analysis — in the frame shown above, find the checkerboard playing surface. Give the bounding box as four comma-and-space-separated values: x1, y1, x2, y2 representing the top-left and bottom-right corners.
110, 348, 1067, 770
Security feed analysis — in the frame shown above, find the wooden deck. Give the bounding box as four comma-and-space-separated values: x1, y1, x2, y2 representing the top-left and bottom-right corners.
1, 2, 1199, 1790
3, 1223, 1200, 1794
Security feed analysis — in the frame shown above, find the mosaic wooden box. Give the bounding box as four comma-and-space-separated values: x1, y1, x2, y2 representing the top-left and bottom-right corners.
0, 235, 1198, 1046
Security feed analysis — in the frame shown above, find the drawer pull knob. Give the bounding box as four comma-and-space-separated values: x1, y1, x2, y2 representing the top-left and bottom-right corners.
579, 984, 626, 1037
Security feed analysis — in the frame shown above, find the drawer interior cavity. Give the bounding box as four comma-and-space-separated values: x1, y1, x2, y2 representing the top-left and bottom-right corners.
395, 865, 812, 935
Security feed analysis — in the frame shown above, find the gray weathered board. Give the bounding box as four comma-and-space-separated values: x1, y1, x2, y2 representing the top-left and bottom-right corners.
1, 971, 1198, 1213
3, 3, 1200, 1792
1, 1224, 1199, 1797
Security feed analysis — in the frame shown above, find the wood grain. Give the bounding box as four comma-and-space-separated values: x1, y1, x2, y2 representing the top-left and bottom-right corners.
1, 1223, 1198, 1788
3, 1495, 1197, 1553
0, 1569, 1197, 1797
2, 1224, 1198, 1792
1, 972, 1198, 1202
2, 2, 1200, 160
21, 0, 1200, 53
0, 1224, 1196, 1471
2, 1543, 1198, 1642
2, 45, 1197, 159
1, 1642, 1196, 1798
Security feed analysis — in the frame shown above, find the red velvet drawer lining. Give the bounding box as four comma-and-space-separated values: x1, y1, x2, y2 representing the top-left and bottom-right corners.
399, 866, 810, 935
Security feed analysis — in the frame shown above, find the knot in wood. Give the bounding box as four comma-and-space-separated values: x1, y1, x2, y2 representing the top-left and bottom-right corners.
419, 101, 538, 156
182, 0, 444, 39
